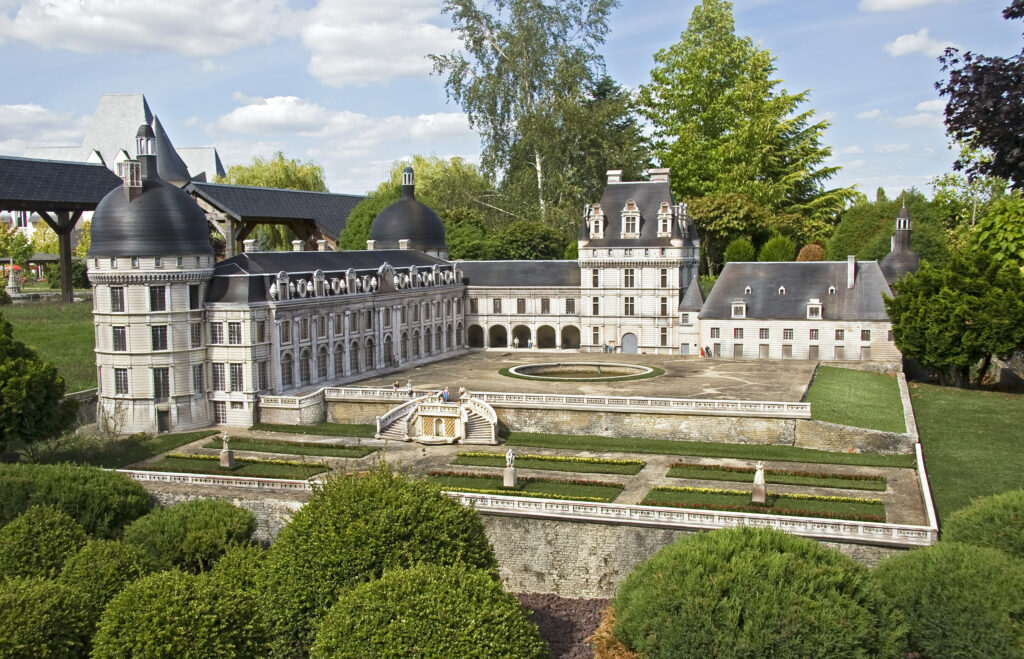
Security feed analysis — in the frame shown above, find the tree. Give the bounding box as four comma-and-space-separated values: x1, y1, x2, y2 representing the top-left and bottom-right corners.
937, 2, 1024, 187
0, 315, 76, 452
797, 244, 825, 261
828, 190, 949, 266
430, 0, 623, 231
0, 225, 33, 268
722, 237, 756, 264
885, 252, 1024, 386
930, 145, 1008, 232
218, 152, 328, 250
686, 193, 770, 273
970, 195, 1024, 266
758, 233, 796, 261
943, 489, 1024, 559
493, 220, 565, 260
638, 1, 854, 238
0, 505, 87, 580
0, 577, 94, 658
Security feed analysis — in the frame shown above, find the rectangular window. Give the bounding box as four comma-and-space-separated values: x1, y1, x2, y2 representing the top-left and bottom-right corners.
624, 248, 633, 257
783, 328, 794, 340
383, 310, 391, 328
861, 330, 871, 341
681, 313, 690, 325
189, 284, 200, 310
835, 329, 845, 341
565, 298, 576, 314
112, 326, 126, 351
190, 323, 201, 348
149, 286, 166, 312
229, 363, 243, 392
660, 327, 668, 346
592, 327, 600, 344
731, 304, 745, 319
153, 368, 169, 402
624, 297, 635, 316
469, 298, 479, 314
411, 305, 419, 322
231, 401, 244, 410
401, 306, 408, 323
734, 328, 743, 340
280, 321, 291, 344
209, 322, 223, 345
255, 321, 266, 343
154, 257, 162, 268
192, 364, 204, 396
660, 297, 669, 316
211, 363, 225, 391
625, 216, 637, 234
710, 327, 720, 339
299, 317, 310, 341
541, 298, 550, 314
423, 304, 430, 321
110, 287, 125, 312
334, 315, 343, 334
214, 401, 227, 424
131, 257, 139, 269
592, 297, 600, 315
660, 269, 668, 288
516, 298, 526, 314
258, 361, 268, 391
887, 329, 893, 342
807, 305, 821, 319
114, 368, 128, 395
624, 269, 635, 288
492, 298, 502, 314
228, 322, 242, 345
759, 328, 769, 340
151, 325, 167, 351
810, 328, 819, 341
592, 269, 599, 287
366, 310, 374, 329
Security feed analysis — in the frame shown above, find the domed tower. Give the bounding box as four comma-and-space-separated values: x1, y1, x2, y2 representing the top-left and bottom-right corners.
879, 203, 920, 286
368, 167, 448, 258
88, 124, 215, 434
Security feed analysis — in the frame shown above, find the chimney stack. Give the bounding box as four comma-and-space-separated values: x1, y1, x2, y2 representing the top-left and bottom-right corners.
291, 240, 304, 252
606, 169, 622, 184
242, 239, 257, 253
317, 240, 328, 252
366, 239, 376, 250
649, 168, 670, 183
847, 255, 856, 289
398, 239, 410, 250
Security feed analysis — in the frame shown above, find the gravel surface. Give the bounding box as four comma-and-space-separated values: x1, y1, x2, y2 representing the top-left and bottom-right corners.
517, 593, 608, 659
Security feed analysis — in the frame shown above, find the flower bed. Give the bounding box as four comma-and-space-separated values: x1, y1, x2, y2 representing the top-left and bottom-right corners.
202, 438, 375, 459
144, 455, 329, 479
642, 485, 885, 522
666, 462, 887, 491
452, 451, 644, 475
427, 470, 623, 503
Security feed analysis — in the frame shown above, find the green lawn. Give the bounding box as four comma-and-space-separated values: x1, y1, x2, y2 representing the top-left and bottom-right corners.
665, 463, 887, 491
250, 422, 377, 438
145, 455, 327, 479
913, 383, 1024, 523
32, 430, 219, 468
804, 366, 905, 433
452, 451, 644, 475
3, 301, 95, 392
428, 471, 624, 502
506, 432, 916, 468
203, 437, 375, 459
642, 486, 886, 522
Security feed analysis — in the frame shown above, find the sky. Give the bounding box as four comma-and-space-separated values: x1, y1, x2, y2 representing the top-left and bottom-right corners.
0, 0, 1019, 198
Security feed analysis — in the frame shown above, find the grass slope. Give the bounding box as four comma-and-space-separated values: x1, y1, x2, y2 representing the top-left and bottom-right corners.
804, 366, 905, 433
3, 302, 95, 392
912, 383, 1024, 523
34, 430, 219, 468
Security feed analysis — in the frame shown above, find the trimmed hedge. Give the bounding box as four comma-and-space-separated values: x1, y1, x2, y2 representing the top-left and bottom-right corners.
873, 542, 1024, 658
0, 577, 94, 658
0, 462, 151, 538
311, 564, 548, 658
209, 543, 266, 592
943, 489, 1024, 559
91, 569, 270, 659
59, 539, 155, 610
122, 499, 256, 572
258, 464, 498, 657
0, 505, 87, 579
612, 527, 904, 658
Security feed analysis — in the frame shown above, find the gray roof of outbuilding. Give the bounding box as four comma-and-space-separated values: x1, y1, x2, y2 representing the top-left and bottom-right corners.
207, 249, 450, 304
679, 274, 705, 311
584, 180, 695, 248
459, 260, 581, 287
0, 156, 122, 211
699, 261, 892, 321
187, 182, 364, 240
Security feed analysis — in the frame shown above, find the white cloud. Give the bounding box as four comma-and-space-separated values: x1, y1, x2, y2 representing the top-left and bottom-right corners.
884, 28, 957, 57
200, 59, 227, 74
300, 0, 461, 86
856, 109, 883, 120
0, 103, 89, 144
0, 0, 297, 57
877, 143, 911, 153
859, 0, 953, 11
839, 145, 865, 155
915, 99, 945, 112
889, 112, 944, 129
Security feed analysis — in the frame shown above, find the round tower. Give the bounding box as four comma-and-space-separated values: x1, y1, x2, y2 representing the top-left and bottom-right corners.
87, 124, 215, 434
369, 167, 448, 258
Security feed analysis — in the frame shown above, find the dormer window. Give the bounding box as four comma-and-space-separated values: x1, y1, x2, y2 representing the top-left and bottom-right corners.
807, 299, 822, 319
744, 286, 751, 295
778, 286, 786, 295
131, 257, 139, 269
828, 285, 836, 295
621, 199, 640, 238
657, 201, 673, 237
731, 302, 746, 319
589, 204, 604, 239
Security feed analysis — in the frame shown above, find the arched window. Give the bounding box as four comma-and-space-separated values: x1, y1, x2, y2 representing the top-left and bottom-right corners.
456, 323, 464, 347
281, 353, 294, 388
401, 332, 409, 360
423, 328, 432, 355
413, 330, 421, 358
334, 343, 344, 377
365, 339, 375, 371
299, 349, 311, 385
350, 340, 360, 373
436, 325, 443, 352
317, 346, 328, 379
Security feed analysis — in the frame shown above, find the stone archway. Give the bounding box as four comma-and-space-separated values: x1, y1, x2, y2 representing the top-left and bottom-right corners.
560, 325, 581, 349
383, 334, 394, 367
468, 324, 484, 348
512, 325, 531, 348
621, 332, 638, 354
536, 325, 557, 349
488, 325, 507, 348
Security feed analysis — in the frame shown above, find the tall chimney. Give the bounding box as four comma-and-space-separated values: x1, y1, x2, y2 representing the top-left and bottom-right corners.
649, 168, 670, 183
606, 169, 622, 184
847, 255, 856, 289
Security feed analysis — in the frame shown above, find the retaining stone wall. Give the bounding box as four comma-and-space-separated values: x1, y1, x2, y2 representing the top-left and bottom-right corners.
326, 400, 394, 425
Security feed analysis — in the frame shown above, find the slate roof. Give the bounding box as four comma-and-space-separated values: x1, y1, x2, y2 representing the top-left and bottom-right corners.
187, 182, 365, 240
207, 249, 450, 304
177, 147, 226, 182
152, 116, 193, 186
459, 260, 581, 287
0, 156, 122, 211
699, 261, 892, 321
369, 171, 447, 252
582, 180, 697, 248
679, 273, 705, 311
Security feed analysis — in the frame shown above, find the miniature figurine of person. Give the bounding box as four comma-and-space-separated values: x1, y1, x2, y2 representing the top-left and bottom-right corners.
406, 380, 414, 396
505, 448, 515, 469
442, 386, 450, 402
221, 433, 230, 451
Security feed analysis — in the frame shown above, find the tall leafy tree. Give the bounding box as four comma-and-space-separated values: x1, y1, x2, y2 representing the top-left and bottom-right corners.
217, 153, 328, 250
937, 1, 1024, 187
827, 190, 950, 266
638, 0, 854, 230
970, 195, 1024, 266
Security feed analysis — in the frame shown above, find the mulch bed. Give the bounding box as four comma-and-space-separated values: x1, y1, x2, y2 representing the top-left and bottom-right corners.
517, 593, 608, 659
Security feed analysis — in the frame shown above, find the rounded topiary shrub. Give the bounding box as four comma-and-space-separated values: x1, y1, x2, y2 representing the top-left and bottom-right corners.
0, 462, 151, 538
122, 498, 256, 572
611, 527, 904, 658
873, 541, 1024, 658
943, 489, 1024, 559
259, 465, 498, 657
91, 569, 270, 659
0, 505, 88, 579
0, 577, 94, 657
311, 564, 548, 659
209, 543, 266, 593
59, 539, 155, 610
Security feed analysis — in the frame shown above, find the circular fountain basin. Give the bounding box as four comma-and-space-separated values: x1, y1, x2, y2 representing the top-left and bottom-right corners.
505, 362, 657, 381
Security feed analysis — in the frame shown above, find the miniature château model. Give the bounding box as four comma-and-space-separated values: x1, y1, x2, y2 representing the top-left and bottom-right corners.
879, 203, 920, 285
88, 133, 908, 434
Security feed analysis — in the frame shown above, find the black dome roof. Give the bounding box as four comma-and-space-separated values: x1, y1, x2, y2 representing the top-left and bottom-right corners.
369, 167, 446, 252
88, 174, 213, 258
880, 248, 920, 285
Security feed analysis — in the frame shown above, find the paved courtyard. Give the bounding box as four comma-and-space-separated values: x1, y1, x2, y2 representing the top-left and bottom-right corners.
357, 350, 818, 401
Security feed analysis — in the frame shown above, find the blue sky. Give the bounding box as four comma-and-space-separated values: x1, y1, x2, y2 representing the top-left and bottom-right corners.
0, 0, 1018, 198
